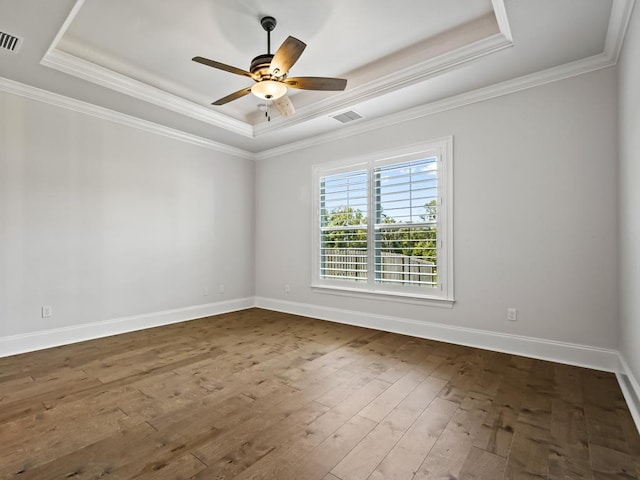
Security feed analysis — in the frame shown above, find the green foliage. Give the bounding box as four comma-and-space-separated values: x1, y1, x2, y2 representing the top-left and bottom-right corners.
322, 206, 367, 227
322, 206, 367, 249
381, 199, 437, 260
378, 225, 437, 260
322, 202, 437, 261
420, 200, 437, 223
322, 202, 438, 285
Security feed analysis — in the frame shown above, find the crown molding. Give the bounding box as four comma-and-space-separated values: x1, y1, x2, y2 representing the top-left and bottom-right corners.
253, 29, 513, 137
255, 51, 616, 160
40, 49, 254, 138
42, 0, 512, 139
605, 0, 636, 61
254, 0, 633, 159
43, 0, 87, 58
491, 0, 513, 42
0, 48, 622, 165
5, 0, 633, 161
0, 76, 255, 160
42, 0, 253, 137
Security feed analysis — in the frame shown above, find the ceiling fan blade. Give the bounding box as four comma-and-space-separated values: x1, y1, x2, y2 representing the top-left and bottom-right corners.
269, 36, 306, 77
193, 56, 256, 80
212, 87, 253, 106
284, 77, 347, 91
273, 95, 296, 117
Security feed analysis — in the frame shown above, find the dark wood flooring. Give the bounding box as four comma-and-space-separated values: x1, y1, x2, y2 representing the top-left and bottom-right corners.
0, 308, 639, 479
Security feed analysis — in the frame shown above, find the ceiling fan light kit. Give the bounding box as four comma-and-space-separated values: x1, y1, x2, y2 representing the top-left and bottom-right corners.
251, 80, 287, 100
192, 15, 347, 120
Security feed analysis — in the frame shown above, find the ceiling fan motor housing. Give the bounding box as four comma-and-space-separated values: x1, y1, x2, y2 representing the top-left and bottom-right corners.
250, 54, 275, 80
193, 14, 346, 108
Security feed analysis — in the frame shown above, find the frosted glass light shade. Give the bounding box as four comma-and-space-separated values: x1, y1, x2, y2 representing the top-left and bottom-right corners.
251, 80, 287, 100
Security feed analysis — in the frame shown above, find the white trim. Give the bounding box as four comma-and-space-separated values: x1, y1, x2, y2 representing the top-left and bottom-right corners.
3, 294, 635, 433
254, 297, 620, 372
253, 0, 514, 136
253, 0, 631, 144
1, 2, 633, 162
43, 0, 511, 139
491, 0, 513, 42
311, 138, 453, 302
42, 0, 87, 60
255, 52, 617, 161
310, 285, 454, 308
40, 50, 253, 138
253, 31, 513, 137
0, 77, 255, 160
41, 0, 252, 138
441, 137, 454, 300
617, 354, 640, 434
604, 0, 636, 62
0, 297, 254, 359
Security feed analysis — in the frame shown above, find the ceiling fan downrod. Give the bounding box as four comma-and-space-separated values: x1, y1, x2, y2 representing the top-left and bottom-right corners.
191, 14, 347, 110
260, 16, 277, 55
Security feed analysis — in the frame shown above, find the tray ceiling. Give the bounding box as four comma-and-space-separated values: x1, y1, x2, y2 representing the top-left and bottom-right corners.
0, 0, 632, 155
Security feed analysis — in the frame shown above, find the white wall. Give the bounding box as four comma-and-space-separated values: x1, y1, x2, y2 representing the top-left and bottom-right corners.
619, 4, 640, 386
255, 68, 619, 350
0, 61, 622, 366
0, 91, 255, 349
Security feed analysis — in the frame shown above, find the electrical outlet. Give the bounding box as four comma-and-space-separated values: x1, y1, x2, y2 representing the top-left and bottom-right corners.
284, 284, 290, 294
42, 305, 52, 318
203, 287, 209, 296
507, 308, 517, 321
219, 284, 225, 294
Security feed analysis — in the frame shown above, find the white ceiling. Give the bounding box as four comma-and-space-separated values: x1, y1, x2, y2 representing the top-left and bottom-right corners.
0, 0, 633, 156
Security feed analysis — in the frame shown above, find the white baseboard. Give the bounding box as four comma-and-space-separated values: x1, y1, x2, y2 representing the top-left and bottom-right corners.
2, 295, 636, 433
616, 355, 640, 434
0, 297, 254, 358
254, 296, 620, 372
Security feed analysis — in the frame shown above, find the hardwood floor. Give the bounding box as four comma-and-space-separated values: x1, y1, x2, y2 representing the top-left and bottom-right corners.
1, 308, 638, 479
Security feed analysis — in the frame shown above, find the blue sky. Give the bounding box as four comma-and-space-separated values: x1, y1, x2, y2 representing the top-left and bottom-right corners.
321, 157, 438, 225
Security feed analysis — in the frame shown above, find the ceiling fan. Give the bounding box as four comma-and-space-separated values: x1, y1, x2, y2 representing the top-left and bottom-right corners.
192, 16, 347, 120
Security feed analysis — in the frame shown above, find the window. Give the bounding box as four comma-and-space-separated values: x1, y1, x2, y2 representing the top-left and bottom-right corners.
313, 138, 453, 304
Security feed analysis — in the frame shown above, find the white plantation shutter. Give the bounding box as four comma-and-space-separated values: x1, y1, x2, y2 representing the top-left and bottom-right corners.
319, 169, 368, 281
313, 138, 453, 304
374, 157, 438, 288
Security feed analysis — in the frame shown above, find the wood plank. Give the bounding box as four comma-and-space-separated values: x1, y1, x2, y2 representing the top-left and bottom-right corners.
357, 369, 426, 422
412, 392, 494, 480
232, 414, 377, 480
222, 379, 391, 480
6, 422, 160, 479
589, 442, 639, 479
1, 308, 639, 480
548, 398, 592, 480
504, 422, 551, 480
295, 378, 391, 451
127, 452, 207, 479
190, 396, 328, 470
474, 356, 527, 457
458, 446, 507, 480
288, 414, 378, 480
0, 399, 134, 476
331, 376, 449, 480
368, 396, 457, 480
322, 474, 341, 480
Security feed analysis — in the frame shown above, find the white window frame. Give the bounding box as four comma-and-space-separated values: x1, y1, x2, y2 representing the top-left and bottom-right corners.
312, 137, 454, 307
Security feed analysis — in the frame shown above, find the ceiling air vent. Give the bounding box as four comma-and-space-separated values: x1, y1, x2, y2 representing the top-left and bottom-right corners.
331, 110, 363, 124
0, 30, 22, 53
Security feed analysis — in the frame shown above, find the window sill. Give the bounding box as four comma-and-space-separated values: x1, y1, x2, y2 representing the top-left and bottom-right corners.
310, 284, 455, 308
